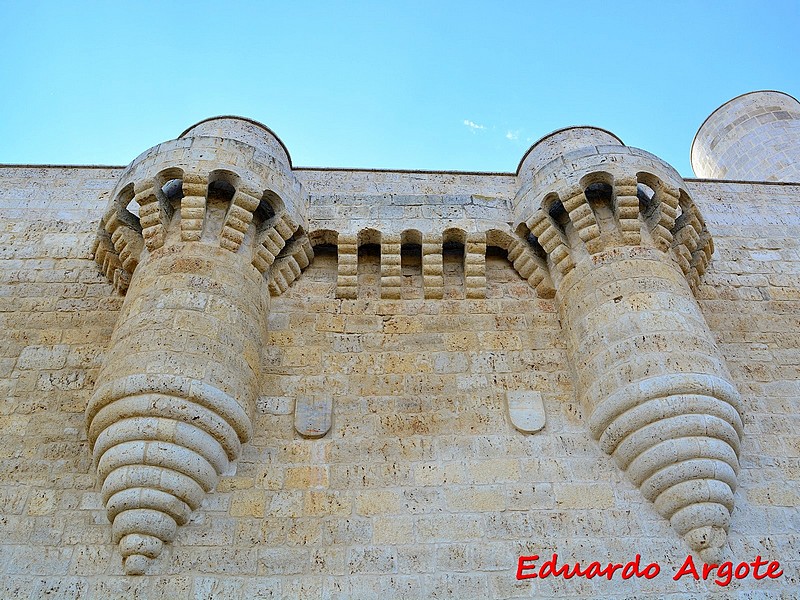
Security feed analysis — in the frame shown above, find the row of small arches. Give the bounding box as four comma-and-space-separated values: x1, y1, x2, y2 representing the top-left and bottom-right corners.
113, 167, 288, 242
535, 170, 690, 252
310, 227, 544, 300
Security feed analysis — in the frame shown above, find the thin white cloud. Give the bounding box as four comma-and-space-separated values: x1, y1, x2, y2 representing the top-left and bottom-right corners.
463, 119, 486, 131
505, 130, 520, 140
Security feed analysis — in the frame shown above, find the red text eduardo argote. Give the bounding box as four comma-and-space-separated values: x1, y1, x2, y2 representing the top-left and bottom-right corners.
516, 553, 783, 587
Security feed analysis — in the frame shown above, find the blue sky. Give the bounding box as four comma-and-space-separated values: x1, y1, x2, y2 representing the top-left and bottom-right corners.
1, 1, 798, 176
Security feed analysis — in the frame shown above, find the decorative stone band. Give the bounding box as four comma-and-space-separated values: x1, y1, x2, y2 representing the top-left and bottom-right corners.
513, 133, 743, 560
335, 233, 359, 299
323, 226, 553, 300
381, 234, 403, 300
465, 233, 487, 300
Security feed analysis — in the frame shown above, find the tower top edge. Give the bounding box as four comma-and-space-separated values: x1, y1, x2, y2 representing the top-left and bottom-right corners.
516, 126, 625, 176
179, 116, 294, 168
691, 90, 800, 164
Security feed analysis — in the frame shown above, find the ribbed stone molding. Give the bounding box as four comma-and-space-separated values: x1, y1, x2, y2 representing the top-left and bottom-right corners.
514, 128, 743, 560
692, 90, 800, 182
89, 118, 311, 574
324, 225, 550, 300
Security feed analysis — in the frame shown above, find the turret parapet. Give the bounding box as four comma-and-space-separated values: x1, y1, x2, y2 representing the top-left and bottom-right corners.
93, 117, 311, 295
692, 90, 800, 182
516, 126, 624, 185
179, 116, 294, 171
514, 128, 711, 292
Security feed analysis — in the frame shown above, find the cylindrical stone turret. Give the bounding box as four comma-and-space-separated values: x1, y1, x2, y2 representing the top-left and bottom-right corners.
692, 90, 800, 182
515, 128, 743, 560
89, 117, 311, 574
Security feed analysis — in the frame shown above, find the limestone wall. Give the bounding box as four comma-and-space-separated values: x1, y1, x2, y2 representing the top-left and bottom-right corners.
0, 165, 798, 598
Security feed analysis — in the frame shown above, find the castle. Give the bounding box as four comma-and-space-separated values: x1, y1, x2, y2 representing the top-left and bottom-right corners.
1, 90, 799, 597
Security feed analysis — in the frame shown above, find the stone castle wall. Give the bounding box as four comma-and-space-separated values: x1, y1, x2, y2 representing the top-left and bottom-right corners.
1, 94, 799, 598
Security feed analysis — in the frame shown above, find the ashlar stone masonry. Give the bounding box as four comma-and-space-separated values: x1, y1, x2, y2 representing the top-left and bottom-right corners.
1, 90, 799, 598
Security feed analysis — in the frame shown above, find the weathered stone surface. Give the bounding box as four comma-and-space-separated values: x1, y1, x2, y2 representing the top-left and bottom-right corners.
294, 396, 333, 438
514, 128, 742, 560
1, 94, 799, 596
505, 390, 546, 433
692, 90, 800, 182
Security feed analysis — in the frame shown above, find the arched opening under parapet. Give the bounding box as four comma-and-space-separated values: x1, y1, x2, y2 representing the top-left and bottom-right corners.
485, 240, 512, 298
510, 224, 553, 298
546, 196, 569, 233
275, 227, 305, 260
255, 190, 283, 228
637, 182, 656, 220
463, 228, 551, 300
485, 244, 509, 262
675, 190, 692, 221
543, 193, 584, 256
636, 171, 676, 248
442, 228, 466, 300
486, 228, 513, 256
671, 189, 700, 247
677, 189, 692, 220
152, 168, 183, 241
246, 190, 289, 261
308, 230, 339, 289
205, 170, 238, 243
580, 172, 616, 237
401, 229, 423, 299
116, 183, 141, 232
208, 170, 238, 196
157, 167, 185, 212
358, 228, 382, 299
160, 179, 183, 203
514, 223, 548, 262
309, 229, 338, 255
